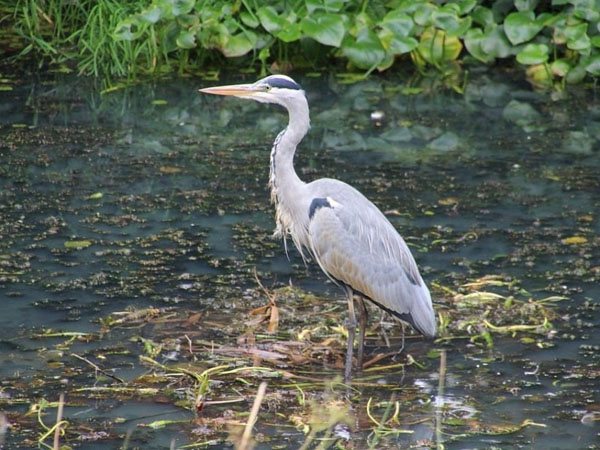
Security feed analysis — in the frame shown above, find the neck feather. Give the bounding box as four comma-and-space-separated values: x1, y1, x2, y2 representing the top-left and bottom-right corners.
268, 95, 311, 251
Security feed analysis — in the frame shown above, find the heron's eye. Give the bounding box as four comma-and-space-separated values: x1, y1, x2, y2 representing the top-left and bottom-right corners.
264, 85, 272, 92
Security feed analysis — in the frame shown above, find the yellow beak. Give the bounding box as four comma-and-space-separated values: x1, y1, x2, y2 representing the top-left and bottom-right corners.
199, 84, 259, 97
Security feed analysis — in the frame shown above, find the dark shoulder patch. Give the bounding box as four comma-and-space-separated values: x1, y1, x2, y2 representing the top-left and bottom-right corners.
309, 197, 331, 219
267, 76, 302, 90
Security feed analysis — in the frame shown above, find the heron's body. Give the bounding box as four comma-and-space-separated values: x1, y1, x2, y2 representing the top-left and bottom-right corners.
201, 75, 435, 380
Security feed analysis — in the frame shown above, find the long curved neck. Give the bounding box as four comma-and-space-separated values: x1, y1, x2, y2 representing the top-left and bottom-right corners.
269, 95, 311, 249
269, 96, 310, 204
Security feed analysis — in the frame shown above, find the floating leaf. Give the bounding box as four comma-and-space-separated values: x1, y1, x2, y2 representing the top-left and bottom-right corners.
152, 99, 168, 105
160, 166, 182, 174
561, 236, 587, 245
301, 13, 345, 47
504, 11, 543, 45
516, 43, 549, 64
64, 240, 92, 249
87, 192, 103, 200
439, 197, 459, 206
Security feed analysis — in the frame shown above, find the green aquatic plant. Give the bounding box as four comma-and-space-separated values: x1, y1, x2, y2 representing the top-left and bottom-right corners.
4, 0, 600, 86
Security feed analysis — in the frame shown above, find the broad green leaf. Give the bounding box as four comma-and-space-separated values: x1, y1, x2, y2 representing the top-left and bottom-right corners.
592, 36, 600, 47
301, 13, 345, 47
276, 23, 301, 42
433, 10, 461, 32
167, 0, 195, 16
176, 30, 196, 49
379, 28, 418, 54
480, 25, 512, 58
341, 29, 386, 69
464, 28, 495, 62
381, 10, 414, 37
221, 32, 255, 57
516, 43, 549, 64
377, 54, 395, 71
472, 6, 494, 27
257, 6, 283, 33
240, 12, 260, 28
564, 22, 587, 42
504, 11, 542, 45
177, 14, 199, 28
568, 32, 591, 51
584, 54, 600, 75
114, 19, 145, 41
306, 0, 345, 13
139, 6, 162, 24
417, 28, 462, 64
515, 0, 539, 11
550, 58, 571, 76
572, 0, 600, 21
456, 0, 477, 15
537, 12, 565, 27
413, 3, 436, 26
389, 35, 418, 54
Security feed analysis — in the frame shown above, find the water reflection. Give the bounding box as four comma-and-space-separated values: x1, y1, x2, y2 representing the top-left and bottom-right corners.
0, 71, 598, 448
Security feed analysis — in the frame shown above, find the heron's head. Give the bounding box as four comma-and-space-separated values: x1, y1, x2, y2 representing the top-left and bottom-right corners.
199, 75, 305, 109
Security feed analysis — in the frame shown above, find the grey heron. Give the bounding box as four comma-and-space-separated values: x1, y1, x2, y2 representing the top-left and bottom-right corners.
200, 75, 436, 381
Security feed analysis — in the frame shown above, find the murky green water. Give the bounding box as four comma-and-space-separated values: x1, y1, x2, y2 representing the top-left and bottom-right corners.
0, 72, 598, 449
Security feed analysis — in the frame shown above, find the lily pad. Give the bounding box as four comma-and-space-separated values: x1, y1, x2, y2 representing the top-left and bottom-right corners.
504, 11, 543, 45
300, 13, 345, 47
516, 43, 549, 64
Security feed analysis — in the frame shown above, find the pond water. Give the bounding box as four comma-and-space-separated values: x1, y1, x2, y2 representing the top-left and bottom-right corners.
0, 70, 598, 449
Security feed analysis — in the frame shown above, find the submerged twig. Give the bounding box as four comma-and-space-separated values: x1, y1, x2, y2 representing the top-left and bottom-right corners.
52, 393, 64, 450
238, 381, 267, 450
71, 353, 126, 384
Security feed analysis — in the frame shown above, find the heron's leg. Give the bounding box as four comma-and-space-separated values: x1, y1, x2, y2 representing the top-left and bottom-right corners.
356, 297, 368, 370
344, 287, 356, 383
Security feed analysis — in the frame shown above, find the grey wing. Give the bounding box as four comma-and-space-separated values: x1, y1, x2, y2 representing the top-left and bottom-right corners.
307, 195, 436, 337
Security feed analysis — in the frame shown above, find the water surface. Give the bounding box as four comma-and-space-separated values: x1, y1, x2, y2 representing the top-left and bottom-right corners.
0, 71, 598, 448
